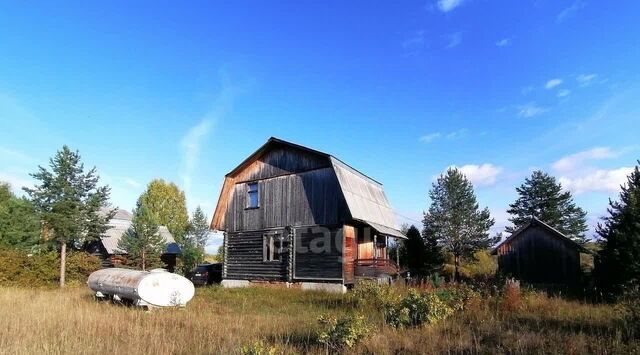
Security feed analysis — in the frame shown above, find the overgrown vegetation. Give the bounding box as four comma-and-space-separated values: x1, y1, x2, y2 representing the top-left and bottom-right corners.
0, 247, 101, 287
0, 285, 638, 354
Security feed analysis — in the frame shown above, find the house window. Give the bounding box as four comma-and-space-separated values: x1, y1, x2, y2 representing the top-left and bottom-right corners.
264, 234, 284, 262
247, 182, 259, 208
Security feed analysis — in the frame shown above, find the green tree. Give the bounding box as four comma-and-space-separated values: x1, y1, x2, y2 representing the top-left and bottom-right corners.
138, 179, 189, 241
595, 162, 640, 296
399, 225, 428, 277
507, 170, 588, 243
0, 183, 41, 251
423, 168, 496, 282
422, 224, 445, 274
178, 206, 211, 274
118, 201, 166, 271
215, 244, 225, 263
24, 146, 113, 287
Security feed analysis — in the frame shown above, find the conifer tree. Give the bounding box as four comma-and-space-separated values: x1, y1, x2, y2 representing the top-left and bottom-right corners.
423, 168, 496, 281
595, 162, 640, 296
507, 170, 588, 243
179, 206, 210, 274
24, 146, 113, 287
118, 201, 166, 271
400, 225, 428, 276
0, 182, 41, 251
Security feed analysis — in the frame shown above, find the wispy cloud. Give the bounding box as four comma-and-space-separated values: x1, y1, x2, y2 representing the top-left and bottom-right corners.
560, 167, 632, 195
545, 78, 563, 89
436, 0, 465, 13
180, 74, 244, 199
557, 1, 586, 23
495, 38, 511, 47
517, 102, 548, 118
419, 133, 441, 143
521, 86, 535, 95
419, 129, 467, 143
444, 31, 463, 49
577, 73, 598, 86
552, 147, 617, 172
448, 163, 503, 187
402, 30, 426, 49
557, 89, 571, 98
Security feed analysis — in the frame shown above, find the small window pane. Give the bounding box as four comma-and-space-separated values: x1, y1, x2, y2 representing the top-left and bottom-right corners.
247, 182, 259, 208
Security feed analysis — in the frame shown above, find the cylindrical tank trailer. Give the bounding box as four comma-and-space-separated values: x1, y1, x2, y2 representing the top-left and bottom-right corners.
88, 268, 195, 307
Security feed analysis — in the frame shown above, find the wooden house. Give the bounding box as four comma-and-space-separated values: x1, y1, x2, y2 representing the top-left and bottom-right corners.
87, 209, 181, 272
211, 137, 406, 291
492, 217, 591, 285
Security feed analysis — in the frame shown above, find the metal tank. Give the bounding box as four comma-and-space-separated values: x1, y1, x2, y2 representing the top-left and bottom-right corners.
88, 268, 195, 307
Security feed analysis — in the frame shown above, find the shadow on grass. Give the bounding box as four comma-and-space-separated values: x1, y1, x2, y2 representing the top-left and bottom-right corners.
511, 315, 619, 338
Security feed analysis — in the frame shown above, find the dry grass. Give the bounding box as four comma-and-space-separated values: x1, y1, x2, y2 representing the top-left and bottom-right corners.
0, 286, 637, 354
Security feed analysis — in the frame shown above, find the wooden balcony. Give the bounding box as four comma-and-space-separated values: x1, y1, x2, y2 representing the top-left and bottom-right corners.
354, 258, 399, 278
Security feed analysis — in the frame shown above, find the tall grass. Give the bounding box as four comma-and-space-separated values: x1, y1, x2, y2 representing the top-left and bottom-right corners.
0, 286, 637, 354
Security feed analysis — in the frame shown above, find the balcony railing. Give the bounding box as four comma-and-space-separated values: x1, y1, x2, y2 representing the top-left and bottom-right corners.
354, 258, 399, 278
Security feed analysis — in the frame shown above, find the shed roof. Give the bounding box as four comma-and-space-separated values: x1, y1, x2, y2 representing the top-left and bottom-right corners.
100, 209, 180, 255
212, 137, 405, 239
492, 217, 591, 254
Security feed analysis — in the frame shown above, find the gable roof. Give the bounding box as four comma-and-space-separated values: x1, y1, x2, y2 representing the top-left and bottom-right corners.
100, 209, 180, 255
212, 137, 405, 239
492, 217, 591, 254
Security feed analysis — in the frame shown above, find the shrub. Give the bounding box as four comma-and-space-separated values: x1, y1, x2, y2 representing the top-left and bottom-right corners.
617, 288, 640, 339
0, 247, 101, 287
317, 314, 372, 352
385, 289, 453, 328
501, 278, 521, 312
465, 250, 497, 280
352, 279, 397, 308
435, 284, 479, 311
240, 340, 280, 355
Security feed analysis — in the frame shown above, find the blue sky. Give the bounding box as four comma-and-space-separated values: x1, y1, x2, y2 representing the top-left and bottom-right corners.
1, 1, 639, 251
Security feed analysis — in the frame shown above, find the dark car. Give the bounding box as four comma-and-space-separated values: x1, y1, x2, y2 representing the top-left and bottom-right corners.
189, 263, 223, 286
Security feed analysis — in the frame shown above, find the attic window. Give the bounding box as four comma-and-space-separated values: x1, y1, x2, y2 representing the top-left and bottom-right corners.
247, 182, 259, 208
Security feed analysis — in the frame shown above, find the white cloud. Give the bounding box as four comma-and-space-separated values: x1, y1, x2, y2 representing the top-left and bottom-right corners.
557, 1, 586, 23
495, 38, 511, 47
451, 163, 503, 187
437, 0, 464, 12
444, 32, 463, 49
419, 129, 467, 143
517, 102, 548, 118
552, 147, 617, 172
560, 167, 633, 195
545, 78, 563, 89
419, 133, 441, 143
577, 73, 598, 86
0, 171, 33, 194
521, 86, 535, 95
557, 89, 571, 98
402, 30, 426, 49
179, 73, 245, 210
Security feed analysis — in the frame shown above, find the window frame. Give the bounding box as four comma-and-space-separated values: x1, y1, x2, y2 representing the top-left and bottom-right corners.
246, 182, 260, 209
263, 233, 284, 262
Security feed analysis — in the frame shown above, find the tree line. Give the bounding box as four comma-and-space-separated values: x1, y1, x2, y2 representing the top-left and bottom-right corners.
0, 146, 212, 286
396, 163, 640, 299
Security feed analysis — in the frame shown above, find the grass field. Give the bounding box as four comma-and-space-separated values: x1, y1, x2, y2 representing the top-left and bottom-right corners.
0, 285, 637, 354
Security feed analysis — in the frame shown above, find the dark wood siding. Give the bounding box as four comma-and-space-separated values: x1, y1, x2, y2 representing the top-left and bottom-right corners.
225, 167, 348, 233
225, 230, 290, 281
496, 224, 581, 284
294, 227, 343, 280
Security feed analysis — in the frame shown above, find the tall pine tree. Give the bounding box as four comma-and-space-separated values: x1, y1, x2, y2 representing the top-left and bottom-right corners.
595, 162, 640, 296
399, 225, 428, 277
423, 168, 496, 281
24, 146, 113, 287
179, 206, 211, 274
118, 201, 166, 271
507, 170, 588, 243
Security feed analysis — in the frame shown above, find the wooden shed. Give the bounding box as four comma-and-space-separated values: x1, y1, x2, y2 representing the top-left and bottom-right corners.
211, 137, 406, 290
492, 217, 591, 285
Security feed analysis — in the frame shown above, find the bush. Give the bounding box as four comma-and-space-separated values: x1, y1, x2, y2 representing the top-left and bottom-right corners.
317, 314, 372, 352
0, 247, 101, 287
501, 278, 522, 312
435, 284, 479, 311
385, 289, 453, 328
351, 279, 397, 308
617, 288, 640, 339
239, 340, 280, 355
